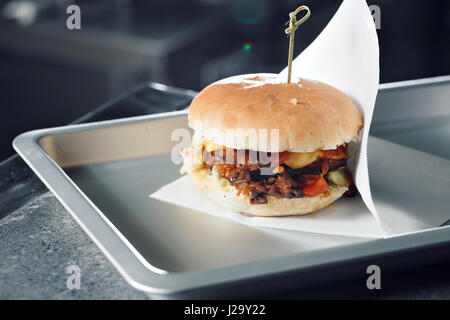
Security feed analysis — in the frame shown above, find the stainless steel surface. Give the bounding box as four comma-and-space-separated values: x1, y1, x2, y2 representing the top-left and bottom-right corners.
372, 76, 450, 160
13, 77, 450, 297
374, 76, 450, 124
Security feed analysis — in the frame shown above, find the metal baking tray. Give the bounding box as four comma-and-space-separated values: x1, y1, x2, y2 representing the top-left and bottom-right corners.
13, 76, 450, 299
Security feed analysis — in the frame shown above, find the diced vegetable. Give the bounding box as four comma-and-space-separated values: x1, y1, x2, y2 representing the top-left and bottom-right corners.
302, 175, 329, 197
327, 169, 349, 187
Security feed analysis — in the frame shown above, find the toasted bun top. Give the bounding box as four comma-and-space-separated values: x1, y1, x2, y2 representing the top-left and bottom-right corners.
188, 73, 363, 152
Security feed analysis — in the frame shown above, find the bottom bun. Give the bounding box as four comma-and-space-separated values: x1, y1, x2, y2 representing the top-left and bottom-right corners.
187, 168, 348, 217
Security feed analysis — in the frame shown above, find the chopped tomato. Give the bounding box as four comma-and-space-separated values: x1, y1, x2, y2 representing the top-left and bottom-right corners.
302, 174, 329, 197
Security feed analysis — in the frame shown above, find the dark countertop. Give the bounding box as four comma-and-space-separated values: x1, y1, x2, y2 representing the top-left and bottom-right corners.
0, 191, 147, 299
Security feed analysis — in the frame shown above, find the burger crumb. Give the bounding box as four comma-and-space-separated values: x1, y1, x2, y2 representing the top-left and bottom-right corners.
289, 98, 298, 105
272, 166, 284, 174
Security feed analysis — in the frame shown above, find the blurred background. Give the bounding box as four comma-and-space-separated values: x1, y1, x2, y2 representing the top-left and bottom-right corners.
0, 0, 449, 161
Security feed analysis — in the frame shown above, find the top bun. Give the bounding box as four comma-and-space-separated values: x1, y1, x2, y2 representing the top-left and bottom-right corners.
188, 73, 363, 152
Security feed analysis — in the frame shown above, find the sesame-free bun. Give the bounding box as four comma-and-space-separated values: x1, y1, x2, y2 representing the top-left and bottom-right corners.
188, 73, 363, 152
187, 167, 347, 217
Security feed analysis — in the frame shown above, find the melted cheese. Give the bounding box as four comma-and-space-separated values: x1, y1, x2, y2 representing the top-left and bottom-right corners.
203, 138, 223, 152
283, 151, 321, 169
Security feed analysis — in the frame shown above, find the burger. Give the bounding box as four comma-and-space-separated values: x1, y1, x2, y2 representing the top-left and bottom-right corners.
181, 74, 363, 216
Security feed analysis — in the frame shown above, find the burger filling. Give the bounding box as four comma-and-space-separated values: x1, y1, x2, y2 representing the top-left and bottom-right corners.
198, 140, 356, 205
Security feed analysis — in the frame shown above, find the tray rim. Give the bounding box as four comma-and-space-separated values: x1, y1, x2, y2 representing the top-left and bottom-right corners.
12, 76, 450, 295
